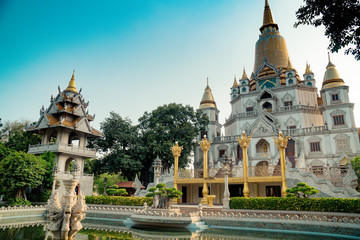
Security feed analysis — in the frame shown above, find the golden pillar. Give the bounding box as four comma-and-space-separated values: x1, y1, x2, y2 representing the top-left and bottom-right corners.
199, 136, 211, 205
171, 142, 183, 203
274, 131, 290, 197
237, 131, 251, 198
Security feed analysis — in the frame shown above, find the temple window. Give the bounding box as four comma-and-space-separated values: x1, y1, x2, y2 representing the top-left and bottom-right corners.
331, 94, 339, 101
288, 79, 293, 84
333, 115, 345, 125
307, 82, 312, 87
219, 149, 225, 158
306, 76, 311, 80
284, 101, 292, 107
310, 142, 321, 152
246, 107, 253, 112
242, 87, 247, 92
287, 73, 293, 77
262, 102, 272, 112
242, 81, 247, 86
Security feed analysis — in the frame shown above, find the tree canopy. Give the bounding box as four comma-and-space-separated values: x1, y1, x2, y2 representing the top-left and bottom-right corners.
88, 104, 208, 185
295, 0, 360, 60
0, 151, 47, 200
88, 112, 143, 180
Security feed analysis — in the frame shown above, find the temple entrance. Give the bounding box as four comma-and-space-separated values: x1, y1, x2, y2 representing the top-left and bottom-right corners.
266, 186, 281, 197
182, 186, 187, 203
229, 184, 243, 197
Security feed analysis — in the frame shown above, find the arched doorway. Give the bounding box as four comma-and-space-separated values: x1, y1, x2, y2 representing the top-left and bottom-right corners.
65, 158, 78, 172
255, 161, 269, 176
47, 129, 57, 144
262, 102, 272, 112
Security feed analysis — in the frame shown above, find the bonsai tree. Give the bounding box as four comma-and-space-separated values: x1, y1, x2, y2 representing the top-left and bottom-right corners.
106, 185, 128, 196
286, 182, 319, 198
146, 183, 182, 209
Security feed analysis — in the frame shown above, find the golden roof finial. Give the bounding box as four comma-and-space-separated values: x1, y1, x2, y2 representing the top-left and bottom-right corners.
305, 61, 312, 74
65, 69, 78, 93
322, 54, 344, 89
287, 58, 293, 70
241, 67, 248, 79
232, 75, 238, 87
200, 78, 216, 109
260, 0, 277, 32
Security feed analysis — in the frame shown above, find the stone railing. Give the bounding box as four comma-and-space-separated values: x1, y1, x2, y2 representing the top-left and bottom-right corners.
57, 171, 94, 180
278, 104, 319, 113
282, 125, 328, 136
0, 205, 46, 211
28, 143, 96, 157
202, 209, 360, 225
298, 165, 349, 187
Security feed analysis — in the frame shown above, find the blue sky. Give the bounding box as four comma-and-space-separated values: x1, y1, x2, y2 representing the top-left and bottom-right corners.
0, 0, 359, 130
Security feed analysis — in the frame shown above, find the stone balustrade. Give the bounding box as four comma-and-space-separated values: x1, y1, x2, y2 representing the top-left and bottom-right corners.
28, 143, 96, 158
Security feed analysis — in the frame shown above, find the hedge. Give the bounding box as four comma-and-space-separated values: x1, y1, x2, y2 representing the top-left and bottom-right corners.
85, 196, 153, 206
229, 197, 360, 213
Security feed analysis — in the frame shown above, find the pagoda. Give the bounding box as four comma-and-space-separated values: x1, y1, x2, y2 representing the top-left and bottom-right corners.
27, 71, 102, 196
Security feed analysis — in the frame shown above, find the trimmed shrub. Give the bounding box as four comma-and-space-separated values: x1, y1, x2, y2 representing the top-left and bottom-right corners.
229, 197, 360, 213
85, 195, 152, 206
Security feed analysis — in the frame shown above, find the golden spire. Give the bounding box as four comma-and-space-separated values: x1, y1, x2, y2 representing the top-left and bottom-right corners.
254, 0, 289, 74
260, 0, 278, 32
232, 75, 238, 87
287, 58, 293, 70
200, 78, 216, 109
305, 61, 312, 74
322, 53, 344, 89
65, 70, 78, 93
241, 67, 248, 80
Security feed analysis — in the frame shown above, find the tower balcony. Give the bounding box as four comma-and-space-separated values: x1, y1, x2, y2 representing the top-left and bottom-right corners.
28, 143, 97, 158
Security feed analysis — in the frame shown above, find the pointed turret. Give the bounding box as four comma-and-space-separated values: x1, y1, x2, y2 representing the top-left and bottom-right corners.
200, 78, 217, 109
232, 75, 238, 87
305, 61, 312, 74
65, 70, 78, 93
322, 54, 344, 89
241, 68, 248, 80
287, 58, 294, 70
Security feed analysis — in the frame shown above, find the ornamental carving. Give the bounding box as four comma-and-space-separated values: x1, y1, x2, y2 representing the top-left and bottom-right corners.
237, 131, 251, 149
199, 136, 211, 152
171, 142, 183, 157
274, 131, 290, 149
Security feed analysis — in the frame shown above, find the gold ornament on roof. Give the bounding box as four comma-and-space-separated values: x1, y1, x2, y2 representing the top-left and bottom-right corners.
274, 131, 290, 149
241, 67, 248, 80
237, 131, 251, 148
199, 135, 211, 152
171, 141, 183, 157
232, 75, 238, 87
305, 61, 312, 74
65, 70, 78, 93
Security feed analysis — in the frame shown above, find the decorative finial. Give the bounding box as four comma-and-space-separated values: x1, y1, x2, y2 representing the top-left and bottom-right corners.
65, 70, 78, 93
241, 67, 248, 79
207, 77, 209, 87
328, 52, 330, 62
232, 75, 238, 87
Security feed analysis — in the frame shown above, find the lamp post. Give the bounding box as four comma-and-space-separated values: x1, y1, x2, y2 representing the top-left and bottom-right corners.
274, 131, 290, 197
199, 135, 211, 205
237, 131, 251, 198
222, 153, 231, 209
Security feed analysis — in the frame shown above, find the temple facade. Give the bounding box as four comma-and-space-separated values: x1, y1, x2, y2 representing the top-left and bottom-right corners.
27, 71, 102, 196
174, 0, 360, 203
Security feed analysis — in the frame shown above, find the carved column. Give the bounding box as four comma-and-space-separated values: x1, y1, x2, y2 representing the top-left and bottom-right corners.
237, 131, 251, 198
199, 135, 211, 205
153, 157, 162, 185
171, 142, 182, 204
222, 153, 231, 209
274, 131, 290, 197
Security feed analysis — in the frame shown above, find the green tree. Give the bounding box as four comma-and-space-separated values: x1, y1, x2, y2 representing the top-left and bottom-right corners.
286, 182, 319, 198
146, 183, 182, 209
28, 151, 56, 202
295, 0, 360, 60
88, 112, 143, 180
0, 151, 46, 201
106, 185, 128, 196
0, 119, 41, 152
94, 173, 127, 195
138, 103, 208, 184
